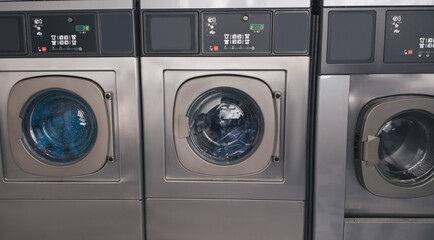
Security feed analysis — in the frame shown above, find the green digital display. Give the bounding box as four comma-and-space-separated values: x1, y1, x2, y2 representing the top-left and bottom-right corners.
76, 25, 90, 31
250, 24, 264, 30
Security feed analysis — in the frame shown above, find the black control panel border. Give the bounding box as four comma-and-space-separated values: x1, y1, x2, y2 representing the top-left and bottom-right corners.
320, 7, 434, 74
0, 10, 137, 58
28, 12, 99, 56
201, 11, 273, 55
140, 9, 311, 57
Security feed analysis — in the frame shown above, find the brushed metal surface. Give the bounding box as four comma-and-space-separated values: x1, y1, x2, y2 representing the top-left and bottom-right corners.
146, 198, 304, 240
0, 58, 142, 200
313, 75, 350, 240
0, 200, 143, 240
323, 0, 434, 6
164, 71, 285, 181
345, 74, 434, 216
0, 0, 133, 11
141, 0, 310, 9
344, 218, 434, 240
141, 57, 309, 200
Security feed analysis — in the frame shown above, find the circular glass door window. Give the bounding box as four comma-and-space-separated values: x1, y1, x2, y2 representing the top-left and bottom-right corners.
376, 110, 434, 186
187, 88, 264, 165
21, 89, 98, 165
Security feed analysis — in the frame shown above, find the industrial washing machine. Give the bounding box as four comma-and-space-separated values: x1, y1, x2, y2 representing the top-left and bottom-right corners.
141, 0, 312, 239
314, 1, 434, 240
0, 1, 143, 239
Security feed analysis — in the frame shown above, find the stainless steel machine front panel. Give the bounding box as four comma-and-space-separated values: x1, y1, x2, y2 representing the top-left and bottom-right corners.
147, 199, 305, 240
0, 58, 142, 200
314, 74, 434, 240
0, 0, 134, 11
313, 75, 350, 240
323, 0, 434, 6
0, 200, 143, 240
344, 218, 434, 240
345, 74, 434, 216
142, 57, 309, 200
141, 0, 310, 9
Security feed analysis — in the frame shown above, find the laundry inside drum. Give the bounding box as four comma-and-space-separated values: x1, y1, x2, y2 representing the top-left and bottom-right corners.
21, 89, 98, 165
187, 87, 264, 165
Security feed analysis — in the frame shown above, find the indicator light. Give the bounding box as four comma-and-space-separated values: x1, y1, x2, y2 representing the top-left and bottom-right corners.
250, 24, 264, 30
75, 25, 90, 31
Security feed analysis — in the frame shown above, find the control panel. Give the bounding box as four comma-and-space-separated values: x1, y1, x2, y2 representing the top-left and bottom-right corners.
29, 14, 97, 54
202, 12, 272, 54
385, 11, 434, 63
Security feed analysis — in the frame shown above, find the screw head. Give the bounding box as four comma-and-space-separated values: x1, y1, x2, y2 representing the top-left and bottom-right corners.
105, 93, 111, 99
243, 15, 249, 22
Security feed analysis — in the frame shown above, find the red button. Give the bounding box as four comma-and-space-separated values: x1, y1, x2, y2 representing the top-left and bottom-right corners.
408, 50, 413, 55
42, 47, 47, 52
213, 46, 219, 51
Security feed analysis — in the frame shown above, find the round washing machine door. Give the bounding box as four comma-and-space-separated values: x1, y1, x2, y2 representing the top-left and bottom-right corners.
173, 75, 281, 176
8, 76, 113, 177
356, 96, 434, 198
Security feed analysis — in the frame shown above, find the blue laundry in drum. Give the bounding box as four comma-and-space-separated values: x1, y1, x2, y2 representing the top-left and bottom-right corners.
187, 88, 264, 165
22, 89, 98, 165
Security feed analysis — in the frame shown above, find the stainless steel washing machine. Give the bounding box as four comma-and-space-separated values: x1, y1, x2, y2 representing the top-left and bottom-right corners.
141, 0, 312, 239
314, 1, 434, 240
0, 1, 143, 239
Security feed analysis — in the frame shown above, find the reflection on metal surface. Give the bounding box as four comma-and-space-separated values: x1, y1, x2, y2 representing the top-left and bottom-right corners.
344, 218, 434, 240
141, 0, 309, 9
314, 75, 350, 240
0, 200, 143, 240
0, 0, 133, 11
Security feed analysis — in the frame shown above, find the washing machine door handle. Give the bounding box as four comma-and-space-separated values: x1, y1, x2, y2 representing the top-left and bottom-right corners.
272, 91, 282, 160
362, 135, 380, 167
104, 92, 115, 162
176, 115, 190, 139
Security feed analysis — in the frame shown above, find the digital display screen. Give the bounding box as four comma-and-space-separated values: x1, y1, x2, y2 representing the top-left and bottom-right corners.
250, 24, 264, 30
145, 13, 198, 53
0, 16, 25, 53
151, 17, 191, 50
76, 25, 90, 31
327, 11, 375, 63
